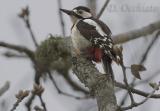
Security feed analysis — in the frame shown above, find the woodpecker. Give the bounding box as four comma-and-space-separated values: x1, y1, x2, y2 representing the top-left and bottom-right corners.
60, 6, 119, 78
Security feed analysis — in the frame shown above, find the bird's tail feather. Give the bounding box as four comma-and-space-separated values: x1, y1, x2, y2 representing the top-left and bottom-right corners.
102, 55, 114, 80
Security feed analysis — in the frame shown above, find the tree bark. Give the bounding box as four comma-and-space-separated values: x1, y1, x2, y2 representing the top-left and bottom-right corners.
72, 56, 118, 111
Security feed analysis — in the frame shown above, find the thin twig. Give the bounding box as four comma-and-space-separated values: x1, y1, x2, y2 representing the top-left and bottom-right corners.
0, 42, 35, 62
0, 81, 10, 97
134, 70, 160, 86
121, 64, 135, 104
10, 99, 22, 111
48, 71, 90, 99
87, 0, 97, 17
11, 90, 29, 111
97, 0, 110, 19
25, 94, 35, 111
120, 70, 160, 105
115, 81, 160, 98
121, 82, 160, 110
57, 0, 66, 37
26, 20, 39, 48
19, 6, 38, 47
38, 95, 47, 111
120, 30, 160, 106
34, 106, 44, 111
26, 81, 46, 111
140, 30, 160, 63
25, 70, 41, 111
3, 51, 27, 58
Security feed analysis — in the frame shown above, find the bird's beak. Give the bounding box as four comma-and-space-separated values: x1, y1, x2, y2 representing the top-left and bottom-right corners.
60, 9, 74, 15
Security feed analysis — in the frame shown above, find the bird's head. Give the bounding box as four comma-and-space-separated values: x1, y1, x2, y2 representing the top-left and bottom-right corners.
60, 6, 92, 23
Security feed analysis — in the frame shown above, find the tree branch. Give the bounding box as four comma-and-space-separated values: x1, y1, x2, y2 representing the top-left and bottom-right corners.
115, 81, 160, 98
48, 71, 89, 99
38, 95, 47, 111
25, 94, 35, 111
121, 82, 160, 110
19, 6, 38, 48
121, 64, 135, 105
113, 20, 160, 44
119, 30, 160, 106
72, 56, 118, 111
140, 30, 160, 62
3, 51, 27, 58
87, 0, 97, 17
135, 70, 160, 86
0, 42, 35, 62
97, 0, 110, 19
1, 18, 160, 110
62, 73, 89, 94
57, 0, 66, 37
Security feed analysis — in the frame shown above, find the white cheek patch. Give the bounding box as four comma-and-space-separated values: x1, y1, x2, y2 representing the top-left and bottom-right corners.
73, 9, 92, 18
72, 9, 81, 16
83, 12, 92, 18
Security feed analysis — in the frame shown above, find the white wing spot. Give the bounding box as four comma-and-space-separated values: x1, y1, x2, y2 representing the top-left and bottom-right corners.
100, 45, 103, 48
108, 44, 113, 48
108, 38, 112, 42
103, 38, 107, 41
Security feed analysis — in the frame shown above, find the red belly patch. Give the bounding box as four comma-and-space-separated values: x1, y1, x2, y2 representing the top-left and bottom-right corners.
87, 47, 103, 62
94, 48, 103, 62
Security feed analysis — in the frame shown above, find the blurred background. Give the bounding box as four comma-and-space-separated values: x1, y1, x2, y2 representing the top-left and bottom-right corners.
0, 0, 160, 111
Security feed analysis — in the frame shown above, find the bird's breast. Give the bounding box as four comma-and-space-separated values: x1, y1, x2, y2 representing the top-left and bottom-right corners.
71, 25, 91, 52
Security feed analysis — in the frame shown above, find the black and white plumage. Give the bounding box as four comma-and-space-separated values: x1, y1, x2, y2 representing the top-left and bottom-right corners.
60, 6, 118, 77
76, 18, 116, 61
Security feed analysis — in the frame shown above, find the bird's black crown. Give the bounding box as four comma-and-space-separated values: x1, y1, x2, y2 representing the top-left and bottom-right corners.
73, 6, 91, 13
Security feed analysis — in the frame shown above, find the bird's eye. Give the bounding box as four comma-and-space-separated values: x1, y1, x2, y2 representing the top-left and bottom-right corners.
77, 10, 83, 14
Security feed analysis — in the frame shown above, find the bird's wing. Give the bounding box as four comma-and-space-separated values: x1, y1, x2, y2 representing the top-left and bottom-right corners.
91, 18, 112, 36
76, 19, 115, 60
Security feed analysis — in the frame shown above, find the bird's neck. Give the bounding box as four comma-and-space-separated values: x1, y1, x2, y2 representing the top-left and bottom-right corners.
71, 19, 80, 30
